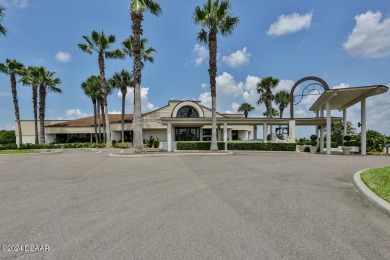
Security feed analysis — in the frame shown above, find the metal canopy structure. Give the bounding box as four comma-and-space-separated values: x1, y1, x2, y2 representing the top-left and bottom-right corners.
309, 85, 388, 112
309, 85, 388, 155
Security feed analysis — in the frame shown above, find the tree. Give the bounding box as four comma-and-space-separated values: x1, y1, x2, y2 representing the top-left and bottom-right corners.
0, 6, 7, 37
109, 69, 133, 142
20, 66, 40, 144
36, 67, 62, 144
194, 0, 239, 150
78, 30, 124, 147
130, 0, 162, 153
274, 90, 290, 118
262, 108, 279, 117
331, 121, 357, 146
122, 36, 156, 67
81, 75, 103, 143
257, 77, 279, 118
238, 102, 254, 118
0, 59, 25, 145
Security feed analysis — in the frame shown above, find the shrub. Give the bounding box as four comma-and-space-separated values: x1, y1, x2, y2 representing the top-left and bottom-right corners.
357, 130, 386, 152
343, 135, 352, 147
310, 135, 317, 146
0, 130, 16, 144
0, 143, 18, 150
114, 142, 129, 149
176, 142, 296, 151
153, 138, 160, 148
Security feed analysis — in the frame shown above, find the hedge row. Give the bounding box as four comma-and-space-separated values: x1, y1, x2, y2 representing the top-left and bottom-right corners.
176, 142, 296, 151
0, 143, 106, 150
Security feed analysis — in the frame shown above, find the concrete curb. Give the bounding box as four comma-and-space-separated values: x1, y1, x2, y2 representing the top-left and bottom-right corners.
109, 151, 233, 158
353, 169, 390, 216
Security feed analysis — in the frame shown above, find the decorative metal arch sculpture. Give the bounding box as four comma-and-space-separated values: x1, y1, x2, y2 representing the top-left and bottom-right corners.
289, 76, 330, 118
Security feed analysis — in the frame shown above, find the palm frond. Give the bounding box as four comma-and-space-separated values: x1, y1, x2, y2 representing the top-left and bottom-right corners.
197, 29, 208, 44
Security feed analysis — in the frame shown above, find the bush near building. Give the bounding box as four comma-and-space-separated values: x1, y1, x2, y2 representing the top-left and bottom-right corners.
177, 142, 296, 151
0, 130, 16, 144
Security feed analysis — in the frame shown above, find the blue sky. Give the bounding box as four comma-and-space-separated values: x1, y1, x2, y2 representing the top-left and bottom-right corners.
0, 0, 389, 137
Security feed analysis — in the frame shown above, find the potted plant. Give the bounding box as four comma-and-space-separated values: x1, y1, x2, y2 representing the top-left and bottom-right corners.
342, 135, 352, 155
309, 134, 318, 154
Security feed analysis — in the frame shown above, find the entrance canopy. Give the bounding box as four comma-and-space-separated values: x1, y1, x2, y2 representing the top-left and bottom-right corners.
309, 85, 388, 112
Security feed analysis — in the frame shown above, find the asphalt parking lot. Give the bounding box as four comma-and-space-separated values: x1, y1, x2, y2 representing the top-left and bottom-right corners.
0, 150, 389, 259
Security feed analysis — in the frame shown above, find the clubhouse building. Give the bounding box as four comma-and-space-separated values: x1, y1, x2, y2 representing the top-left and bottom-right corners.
15, 77, 389, 155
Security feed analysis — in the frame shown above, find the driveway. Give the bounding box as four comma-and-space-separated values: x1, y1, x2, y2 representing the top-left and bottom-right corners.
0, 150, 389, 259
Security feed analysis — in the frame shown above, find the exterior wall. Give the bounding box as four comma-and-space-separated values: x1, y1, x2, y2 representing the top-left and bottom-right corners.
17, 120, 68, 145
143, 129, 167, 142
238, 130, 249, 141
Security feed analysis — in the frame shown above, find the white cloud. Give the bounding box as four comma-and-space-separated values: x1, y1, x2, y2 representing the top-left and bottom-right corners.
201, 83, 208, 89
0, 123, 14, 130
199, 92, 211, 108
108, 110, 121, 114
65, 109, 89, 119
268, 11, 313, 36
55, 51, 72, 63
119, 87, 157, 113
222, 47, 251, 68
333, 83, 350, 89
343, 11, 390, 58
13, 0, 28, 8
192, 44, 208, 65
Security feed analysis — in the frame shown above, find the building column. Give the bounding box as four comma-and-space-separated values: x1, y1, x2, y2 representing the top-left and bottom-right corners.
361, 99, 367, 156
253, 125, 257, 140
263, 123, 268, 143
224, 123, 228, 151
167, 123, 172, 152
326, 101, 331, 155
343, 109, 347, 138
316, 110, 320, 146
320, 106, 325, 153
200, 126, 203, 141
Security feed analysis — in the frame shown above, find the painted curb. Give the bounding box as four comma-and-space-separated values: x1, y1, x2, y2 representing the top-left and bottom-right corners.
353, 169, 390, 216
109, 151, 233, 158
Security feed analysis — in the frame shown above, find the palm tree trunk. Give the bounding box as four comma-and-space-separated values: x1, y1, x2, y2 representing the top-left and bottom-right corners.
100, 103, 106, 144
92, 98, 98, 143
209, 30, 218, 151
131, 11, 144, 153
121, 91, 126, 142
98, 51, 111, 147
32, 87, 39, 144
38, 84, 46, 144
97, 100, 101, 143
10, 73, 22, 145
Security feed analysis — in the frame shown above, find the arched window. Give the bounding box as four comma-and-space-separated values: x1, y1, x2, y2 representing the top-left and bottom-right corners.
176, 106, 199, 118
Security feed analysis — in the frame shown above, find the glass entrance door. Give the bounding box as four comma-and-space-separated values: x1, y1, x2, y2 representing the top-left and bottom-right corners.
175, 127, 200, 141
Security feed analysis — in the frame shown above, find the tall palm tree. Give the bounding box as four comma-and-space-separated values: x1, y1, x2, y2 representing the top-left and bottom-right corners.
274, 90, 290, 118
238, 102, 254, 118
262, 108, 279, 117
109, 69, 133, 142
0, 5, 7, 36
81, 75, 102, 143
20, 66, 40, 144
194, 0, 239, 151
122, 36, 156, 67
78, 30, 124, 147
0, 59, 24, 145
36, 67, 62, 144
130, 0, 162, 153
257, 76, 279, 119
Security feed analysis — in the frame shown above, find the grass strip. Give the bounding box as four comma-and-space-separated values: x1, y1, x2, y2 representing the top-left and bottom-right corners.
361, 167, 390, 203
0, 150, 38, 155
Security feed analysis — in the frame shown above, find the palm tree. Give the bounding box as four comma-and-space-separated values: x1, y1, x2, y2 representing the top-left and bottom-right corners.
262, 108, 279, 117
78, 30, 124, 147
274, 90, 290, 118
35, 67, 62, 144
109, 69, 133, 142
257, 77, 279, 118
0, 5, 7, 36
122, 36, 156, 67
194, 0, 239, 150
20, 66, 40, 144
238, 102, 254, 118
81, 75, 102, 143
0, 59, 25, 145
130, 0, 162, 153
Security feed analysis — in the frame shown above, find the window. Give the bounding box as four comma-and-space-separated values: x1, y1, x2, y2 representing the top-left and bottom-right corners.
175, 127, 200, 141
176, 106, 199, 118
232, 130, 238, 140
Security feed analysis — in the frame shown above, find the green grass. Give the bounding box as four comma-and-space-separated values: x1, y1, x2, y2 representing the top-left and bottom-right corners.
361, 167, 390, 203
0, 150, 38, 155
